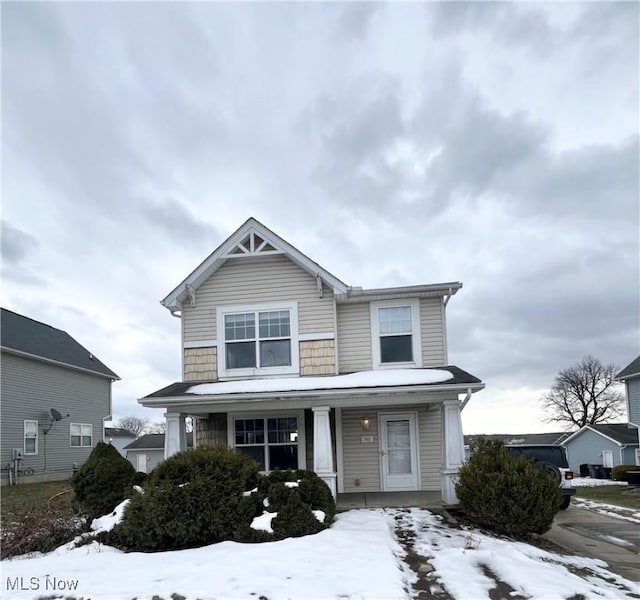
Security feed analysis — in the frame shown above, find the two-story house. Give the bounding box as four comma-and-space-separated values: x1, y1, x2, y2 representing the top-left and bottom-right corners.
140, 218, 484, 504
1, 308, 119, 484
617, 355, 640, 465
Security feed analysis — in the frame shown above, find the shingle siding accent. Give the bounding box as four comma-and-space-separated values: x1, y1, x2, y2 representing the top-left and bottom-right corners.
183, 347, 217, 381
300, 340, 336, 375
182, 254, 335, 344
195, 413, 227, 446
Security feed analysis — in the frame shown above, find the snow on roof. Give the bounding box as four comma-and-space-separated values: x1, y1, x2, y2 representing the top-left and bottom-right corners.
189, 368, 454, 396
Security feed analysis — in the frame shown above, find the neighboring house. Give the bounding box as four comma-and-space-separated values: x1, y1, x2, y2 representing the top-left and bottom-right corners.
125, 432, 194, 473
463, 432, 570, 461
617, 355, 640, 465
1, 308, 119, 484
139, 218, 484, 504
104, 427, 136, 457
562, 423, 640, 474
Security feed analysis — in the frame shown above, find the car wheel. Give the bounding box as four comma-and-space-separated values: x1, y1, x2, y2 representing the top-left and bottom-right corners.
535, 461, 562, 483
559, 496, 571, 510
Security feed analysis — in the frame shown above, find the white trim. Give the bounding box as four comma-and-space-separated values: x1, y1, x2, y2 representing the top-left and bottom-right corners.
161, 218, 348, 310
370, 299, 422, 369
24, 419, 38, 455
298, 332, 335, 342
70, 423, 93, 448
441, 297, 448, 365
226, 410, 306, 471
184, 340, 218, 349
335, 407, 344, 493
217, 301, 299, 378
378, 411, 420, 491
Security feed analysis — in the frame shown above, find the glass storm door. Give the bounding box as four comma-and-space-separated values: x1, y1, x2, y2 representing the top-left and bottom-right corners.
380, 413, 419, 491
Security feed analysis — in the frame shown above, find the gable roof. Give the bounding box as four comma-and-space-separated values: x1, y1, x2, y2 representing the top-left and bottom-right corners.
1, 308, 119, 379
563, 423, 639, 446
124, 432, 194, 451
104, 427, 136, 439
617, 356, 640, 380
464, 432, 570, 446
162, 218, 348, 311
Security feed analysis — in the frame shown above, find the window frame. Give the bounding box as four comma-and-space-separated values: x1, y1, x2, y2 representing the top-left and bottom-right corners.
70, 423, 93, 448
370, 298, 422, 369
217, 301, 299, 378
227, 411, 306, 471
24, 419, 38, 455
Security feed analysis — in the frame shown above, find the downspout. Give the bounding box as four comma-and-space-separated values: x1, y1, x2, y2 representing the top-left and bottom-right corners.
460, 388, 472, 411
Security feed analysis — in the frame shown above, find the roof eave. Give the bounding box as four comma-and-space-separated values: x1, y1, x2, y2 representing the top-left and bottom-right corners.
139, 381, 485, 407
336, 282, 462, 304
1, 346, 120, 381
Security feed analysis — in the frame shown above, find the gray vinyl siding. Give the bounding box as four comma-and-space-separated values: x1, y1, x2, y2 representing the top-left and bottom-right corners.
420, 297, 446, 366
627, 378, 640, 426
337, 303, 372, 373
563, 429, 635, 473
341, 404, 442, 493
182, 254, 335, 343
1, 352, 112, 482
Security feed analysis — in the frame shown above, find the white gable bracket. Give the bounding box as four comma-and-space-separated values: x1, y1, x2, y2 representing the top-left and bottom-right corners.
316, 274, 323, 298
185, 284, 196, 308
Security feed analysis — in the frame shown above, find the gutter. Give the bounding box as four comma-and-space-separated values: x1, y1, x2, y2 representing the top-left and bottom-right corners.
337, 282, 462, 304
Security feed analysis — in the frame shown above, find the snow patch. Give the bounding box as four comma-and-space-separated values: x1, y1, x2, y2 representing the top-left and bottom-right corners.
90, 499, 130, 534
251, 511, 276, 533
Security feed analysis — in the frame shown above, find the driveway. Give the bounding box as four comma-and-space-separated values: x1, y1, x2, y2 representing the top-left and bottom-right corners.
543, 505, 640, 582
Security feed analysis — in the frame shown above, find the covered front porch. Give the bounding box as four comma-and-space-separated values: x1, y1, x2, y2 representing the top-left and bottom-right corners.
141, 368, 484, 505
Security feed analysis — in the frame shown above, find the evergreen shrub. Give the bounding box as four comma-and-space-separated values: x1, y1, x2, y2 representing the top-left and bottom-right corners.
108, 446, 261, 551
611, 464, 640, 481
71, 442, 137, 519
456, 438, 561, 538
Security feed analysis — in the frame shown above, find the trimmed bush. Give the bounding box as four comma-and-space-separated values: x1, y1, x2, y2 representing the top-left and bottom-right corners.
108, 446, 261, 551
71, 442, 137, 519
611, 464, 640, 481
456, 438, 561, 538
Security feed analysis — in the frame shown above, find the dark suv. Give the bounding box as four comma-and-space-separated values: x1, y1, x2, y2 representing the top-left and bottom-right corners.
506, 444, 576, 509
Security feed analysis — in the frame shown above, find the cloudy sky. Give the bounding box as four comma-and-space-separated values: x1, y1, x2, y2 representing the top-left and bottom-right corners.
2, 2, 638, 434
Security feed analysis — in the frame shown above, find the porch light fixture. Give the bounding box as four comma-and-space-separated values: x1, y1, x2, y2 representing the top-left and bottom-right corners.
361, 417, 370, 431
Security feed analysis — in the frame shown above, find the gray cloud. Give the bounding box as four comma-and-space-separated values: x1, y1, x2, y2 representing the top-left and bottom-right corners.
1, 221, 38, 265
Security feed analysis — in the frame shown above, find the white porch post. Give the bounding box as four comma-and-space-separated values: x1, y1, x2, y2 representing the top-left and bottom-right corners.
164, 412, 187, 459
312, 406, 337, 497
441, 399, 465, 505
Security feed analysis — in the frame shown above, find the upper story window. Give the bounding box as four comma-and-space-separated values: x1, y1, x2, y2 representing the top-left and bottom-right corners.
370, 299, 422, 369
70, 423, 93, 448
24, 420, 38, 455
218, 301, 299, 377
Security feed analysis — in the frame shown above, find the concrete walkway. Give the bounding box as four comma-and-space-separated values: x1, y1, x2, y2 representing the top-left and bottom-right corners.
543, 505, 640, 582
337, 491, 442, 510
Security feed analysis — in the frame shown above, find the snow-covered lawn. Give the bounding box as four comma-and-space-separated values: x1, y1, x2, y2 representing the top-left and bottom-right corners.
3, 507, 640, 600
572, 477, 628, 487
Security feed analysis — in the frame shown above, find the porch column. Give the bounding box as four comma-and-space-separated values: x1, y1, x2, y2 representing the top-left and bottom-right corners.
164, 411, 187, 459
441, 399, 465, 505
312, 406, 337, 497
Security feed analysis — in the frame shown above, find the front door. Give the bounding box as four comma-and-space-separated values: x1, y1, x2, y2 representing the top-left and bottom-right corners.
379, 413, 419, 491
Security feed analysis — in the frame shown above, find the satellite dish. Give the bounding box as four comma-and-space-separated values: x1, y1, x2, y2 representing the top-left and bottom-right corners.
51, 408, 63, 422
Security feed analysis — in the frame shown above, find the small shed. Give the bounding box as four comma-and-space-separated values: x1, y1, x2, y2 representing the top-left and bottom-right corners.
104, 427, 136, 457
124, 432, 193, 473
562, 423, 639, 475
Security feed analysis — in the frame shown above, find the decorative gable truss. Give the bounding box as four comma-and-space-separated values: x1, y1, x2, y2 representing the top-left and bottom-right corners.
228, 231, 278, 256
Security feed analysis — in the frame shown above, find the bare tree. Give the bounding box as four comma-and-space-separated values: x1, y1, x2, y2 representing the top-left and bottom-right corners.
541, 355, 626, 428
116, 416, 150, 437
146, 421, 167, 434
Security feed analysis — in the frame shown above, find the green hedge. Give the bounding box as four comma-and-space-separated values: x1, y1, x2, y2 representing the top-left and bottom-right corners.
611, 464, 640, 481
456, 438, 561, 538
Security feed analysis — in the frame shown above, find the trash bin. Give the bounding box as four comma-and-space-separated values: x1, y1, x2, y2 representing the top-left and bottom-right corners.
579, 463, 590, 477
588, 464, 602, 478
602, 467, 612, 479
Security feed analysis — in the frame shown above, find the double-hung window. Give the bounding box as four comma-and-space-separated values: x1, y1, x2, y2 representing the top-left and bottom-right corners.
370, 299, 422, 368
70, 423, 93, 448
218, 302, 299, 377
24, 420, 38, 455
233, 416, 301, 471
